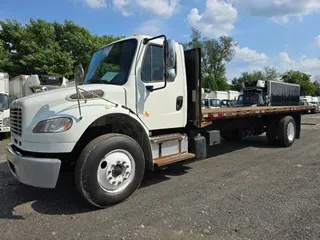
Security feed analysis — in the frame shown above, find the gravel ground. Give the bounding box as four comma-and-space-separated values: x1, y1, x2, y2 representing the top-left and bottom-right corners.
0, 114, 320, 240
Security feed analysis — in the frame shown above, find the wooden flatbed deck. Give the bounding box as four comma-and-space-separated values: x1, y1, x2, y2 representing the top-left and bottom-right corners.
201, 105, 315, 123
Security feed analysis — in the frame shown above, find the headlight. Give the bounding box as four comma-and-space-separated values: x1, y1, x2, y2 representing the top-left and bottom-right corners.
3, 117, 10, 127
33, 117, 73, 133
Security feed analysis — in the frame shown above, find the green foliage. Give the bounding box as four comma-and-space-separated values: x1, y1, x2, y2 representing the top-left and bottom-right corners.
281, 70, 316, 96
183, 28, 235, 91
231, 67, 279, 91
0, 18, 123, 78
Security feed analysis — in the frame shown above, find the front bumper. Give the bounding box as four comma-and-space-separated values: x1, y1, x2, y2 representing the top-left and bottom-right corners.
6, 143, 61, 188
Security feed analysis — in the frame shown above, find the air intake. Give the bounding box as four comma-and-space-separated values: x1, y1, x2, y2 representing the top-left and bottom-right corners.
68, 89, 104, 100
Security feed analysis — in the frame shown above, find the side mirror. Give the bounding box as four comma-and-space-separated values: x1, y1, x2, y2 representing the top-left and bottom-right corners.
164, 39, 176, 69
74, 64, 85, 85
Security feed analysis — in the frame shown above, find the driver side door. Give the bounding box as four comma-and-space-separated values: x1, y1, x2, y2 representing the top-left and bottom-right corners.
136, 40, 186, 130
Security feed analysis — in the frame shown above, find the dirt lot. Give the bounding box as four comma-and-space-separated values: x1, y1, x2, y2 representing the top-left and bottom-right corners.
0, 114, 320, 240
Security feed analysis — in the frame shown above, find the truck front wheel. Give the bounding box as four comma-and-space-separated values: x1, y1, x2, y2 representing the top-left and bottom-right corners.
75, 133, 145, 208
277, 116, 296, 147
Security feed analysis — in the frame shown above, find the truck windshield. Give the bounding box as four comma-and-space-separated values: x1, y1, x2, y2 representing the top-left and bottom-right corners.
0, 93, 9, 110
209, 99, 220, 107
242, 91, 262, 106
83, 39, 137, 85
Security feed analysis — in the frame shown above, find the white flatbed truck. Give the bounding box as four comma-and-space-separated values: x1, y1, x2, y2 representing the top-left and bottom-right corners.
6, 34, 315, 208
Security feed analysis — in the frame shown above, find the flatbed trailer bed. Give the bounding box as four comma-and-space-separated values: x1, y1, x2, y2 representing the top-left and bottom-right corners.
202, 105, 315, 121
198, 105, 315, 144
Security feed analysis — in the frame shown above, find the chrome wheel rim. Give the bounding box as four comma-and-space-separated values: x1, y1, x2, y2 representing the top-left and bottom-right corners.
97, 149, 135, 193
287, 122, 295, 142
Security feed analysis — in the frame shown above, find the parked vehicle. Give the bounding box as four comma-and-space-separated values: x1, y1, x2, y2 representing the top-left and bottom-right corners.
0, 72, 10, 137
227, 90, 240, 101
7, 34, 315, 208
241, 80, 300, 107
9, 74, 70, 100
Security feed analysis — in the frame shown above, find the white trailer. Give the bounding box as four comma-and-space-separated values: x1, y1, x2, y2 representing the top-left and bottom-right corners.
9, 75, 70, 100
0, 72, 10, 136
227, 90, 240, 100
213, 91, 228, 100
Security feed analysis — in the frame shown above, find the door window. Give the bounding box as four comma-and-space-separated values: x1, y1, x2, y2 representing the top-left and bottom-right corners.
141, 45, 164, 83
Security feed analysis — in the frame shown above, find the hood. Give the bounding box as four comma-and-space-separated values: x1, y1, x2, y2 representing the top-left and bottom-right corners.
10, 84, 127, 130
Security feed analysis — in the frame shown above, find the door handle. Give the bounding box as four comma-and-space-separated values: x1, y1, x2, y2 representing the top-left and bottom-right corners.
176, 96, 183, 111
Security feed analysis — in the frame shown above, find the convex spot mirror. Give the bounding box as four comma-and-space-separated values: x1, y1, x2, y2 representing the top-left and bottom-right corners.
74, 64, 85, 85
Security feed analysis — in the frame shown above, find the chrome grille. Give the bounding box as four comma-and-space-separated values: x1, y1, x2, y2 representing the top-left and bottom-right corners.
10, 108, 22, 136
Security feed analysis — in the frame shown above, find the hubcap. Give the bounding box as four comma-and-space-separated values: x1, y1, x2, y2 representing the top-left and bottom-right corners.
287, 122, 295, 142
97, 149, 135, 193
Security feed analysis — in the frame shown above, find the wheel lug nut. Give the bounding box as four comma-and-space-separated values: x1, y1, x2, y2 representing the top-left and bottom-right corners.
108, 177, 112, 180
112, 181, 116, 185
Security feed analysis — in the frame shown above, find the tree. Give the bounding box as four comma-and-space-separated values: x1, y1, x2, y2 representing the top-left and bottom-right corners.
203, 75, 218, 90
183, 28, 235, 90
263, 66, 279, 80
0, 40, 10, 72
230, 67, 279, 91
281, 70, 316, 96
231, 71, 264, 91
0, 18, 123, 78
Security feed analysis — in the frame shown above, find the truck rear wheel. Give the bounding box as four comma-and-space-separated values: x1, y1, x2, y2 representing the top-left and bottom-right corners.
75, 133, 145, 208
276, 116, 296, 147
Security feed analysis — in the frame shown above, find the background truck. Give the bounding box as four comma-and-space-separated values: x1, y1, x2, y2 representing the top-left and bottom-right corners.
241, 80, 300, 107
0, 72, 10, 137
6, 34, 315, 208
227, 90, 240, 101
9, 74, 70, 100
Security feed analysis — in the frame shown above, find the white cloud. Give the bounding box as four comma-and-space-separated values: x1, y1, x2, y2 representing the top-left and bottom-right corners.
234, 45, 268, 64
136, 0, 180, 18
226, 45, 269, 80
84, 0, 180, 17
187, 0, 238, 38
228, 0, 320, 23
314, 35, 320, 47
228, 52, 320, 81
84, 0, 107, 8
279, 52, 320, 72
112, 0, 131, 16
135, 20, 163, 36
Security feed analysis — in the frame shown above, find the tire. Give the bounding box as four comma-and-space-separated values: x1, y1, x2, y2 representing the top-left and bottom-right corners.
276, 116, 296, 147
74, 133, 145, 208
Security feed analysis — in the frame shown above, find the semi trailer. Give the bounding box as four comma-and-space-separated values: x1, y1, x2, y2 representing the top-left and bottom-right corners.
6, 34, 315, 208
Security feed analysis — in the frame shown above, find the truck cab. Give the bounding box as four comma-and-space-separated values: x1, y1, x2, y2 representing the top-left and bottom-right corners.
241, 80, 268, 107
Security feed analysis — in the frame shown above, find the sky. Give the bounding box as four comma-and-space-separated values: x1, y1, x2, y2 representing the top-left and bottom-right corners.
1, 0, 320, 81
